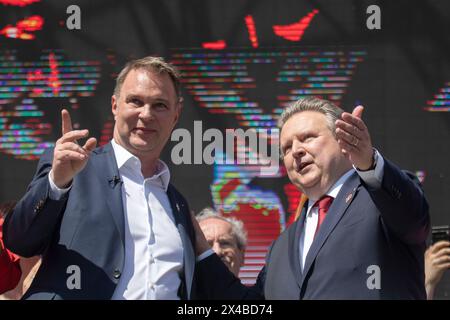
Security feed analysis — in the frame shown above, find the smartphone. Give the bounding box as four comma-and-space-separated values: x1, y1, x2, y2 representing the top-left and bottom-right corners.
431, 225, 450, 244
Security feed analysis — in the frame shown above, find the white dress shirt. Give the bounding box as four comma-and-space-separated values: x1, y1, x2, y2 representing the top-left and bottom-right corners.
49, 140, 184, 300
299, 149, 385, 270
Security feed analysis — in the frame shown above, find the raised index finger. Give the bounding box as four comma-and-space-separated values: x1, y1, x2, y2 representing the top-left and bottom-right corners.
61, 109, 73, 136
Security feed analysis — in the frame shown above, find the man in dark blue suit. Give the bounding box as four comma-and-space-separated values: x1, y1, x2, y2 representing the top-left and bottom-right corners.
4, 56, 197, 299
194, 97, 430, 299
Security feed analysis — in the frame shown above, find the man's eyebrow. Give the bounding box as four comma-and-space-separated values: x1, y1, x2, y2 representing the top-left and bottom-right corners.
293, 130, 311, 141
218, 236, 234, 241
125, 93, 141, 99
124, 94, 170, 103
153, 97, 170, 103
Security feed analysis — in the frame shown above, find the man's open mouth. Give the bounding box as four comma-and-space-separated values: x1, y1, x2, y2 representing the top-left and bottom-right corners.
297, 162, 312, 172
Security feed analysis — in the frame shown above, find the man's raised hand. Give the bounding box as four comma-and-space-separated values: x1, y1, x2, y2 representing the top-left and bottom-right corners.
335, 105, 374, 170
50, 109, 97, 188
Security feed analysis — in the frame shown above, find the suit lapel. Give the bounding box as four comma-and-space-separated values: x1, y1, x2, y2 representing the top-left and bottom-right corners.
92, 143, 125, 246
300, 172, 361, 291
167, 185, 194, 300
288, 200, 308, 287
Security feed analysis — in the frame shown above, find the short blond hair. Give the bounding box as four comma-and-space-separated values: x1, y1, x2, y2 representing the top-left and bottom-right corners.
113, 56, 181, 98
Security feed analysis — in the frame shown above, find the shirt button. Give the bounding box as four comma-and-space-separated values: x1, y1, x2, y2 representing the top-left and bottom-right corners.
149, 283, 155, 290
150, 257, 155, 264
113, 269, 121, 279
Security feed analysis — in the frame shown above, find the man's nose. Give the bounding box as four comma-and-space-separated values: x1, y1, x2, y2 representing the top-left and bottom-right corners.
212, 242, 224, 256
291, 139, 305, 158
139, 105, 154, 121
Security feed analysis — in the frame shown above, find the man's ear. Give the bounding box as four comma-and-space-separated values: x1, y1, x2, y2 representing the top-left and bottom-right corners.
238, 249, 245, 264
173, 97, 183, 125
111, 95, 118, 120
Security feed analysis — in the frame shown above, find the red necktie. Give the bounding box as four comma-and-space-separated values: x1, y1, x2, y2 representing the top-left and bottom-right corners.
313, 195, 333, 238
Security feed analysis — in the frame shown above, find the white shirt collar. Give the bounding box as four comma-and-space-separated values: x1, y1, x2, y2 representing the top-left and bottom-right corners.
110, 139, 171, 191
307, 169, 355, 212
325, 169, 355, 199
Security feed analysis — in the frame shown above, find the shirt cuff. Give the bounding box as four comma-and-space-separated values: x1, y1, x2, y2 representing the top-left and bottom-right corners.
196, 248, 215, 262
48, 170, 72, 200
354, 149, 384, 189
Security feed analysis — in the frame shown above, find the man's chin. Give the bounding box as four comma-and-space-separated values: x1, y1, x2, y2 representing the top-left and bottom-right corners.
294, 177, 320, 192
292, 171, 316, 184
129, 140, 158, 151
126, 145, 159, 157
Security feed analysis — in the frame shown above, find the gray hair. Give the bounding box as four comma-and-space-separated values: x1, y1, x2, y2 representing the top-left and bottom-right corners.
113, 56, 182, 99
277, 97, 344, 159
196, 207, 247, 252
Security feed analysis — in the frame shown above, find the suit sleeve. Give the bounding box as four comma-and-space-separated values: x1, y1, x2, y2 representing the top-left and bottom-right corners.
366, 158, 430, 245
3, 148, 69, 257
195, 253, 264, 300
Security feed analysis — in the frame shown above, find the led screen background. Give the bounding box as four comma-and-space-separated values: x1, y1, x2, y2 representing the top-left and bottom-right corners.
1, 0, 449, 289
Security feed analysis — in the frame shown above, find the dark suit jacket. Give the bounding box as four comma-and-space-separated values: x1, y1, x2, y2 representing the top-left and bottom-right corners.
196, 159, 430, 299
4, 143, 197, 300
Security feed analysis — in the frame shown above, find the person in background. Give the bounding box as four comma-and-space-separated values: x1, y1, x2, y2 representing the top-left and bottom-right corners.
0, 201, 42, 300
425, 240, 450, 299
196, 208, 246, 277
0, 202, 21, 295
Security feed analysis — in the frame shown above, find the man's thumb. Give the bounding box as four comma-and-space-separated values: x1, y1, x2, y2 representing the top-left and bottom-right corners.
352, 105, 364, 119
83, 137, 97, 152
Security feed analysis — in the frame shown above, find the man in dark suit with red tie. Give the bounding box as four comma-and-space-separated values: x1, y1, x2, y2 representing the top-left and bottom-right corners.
194, 97, 430, 299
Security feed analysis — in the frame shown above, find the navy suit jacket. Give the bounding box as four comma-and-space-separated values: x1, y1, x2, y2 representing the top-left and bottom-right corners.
4, 143, 197, 300
196, 159, 430, 299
